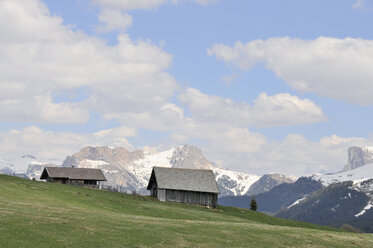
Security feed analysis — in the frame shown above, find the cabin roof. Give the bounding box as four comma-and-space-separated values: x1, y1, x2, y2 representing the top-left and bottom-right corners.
147, 167, 220, 194
40, 167, 107, 181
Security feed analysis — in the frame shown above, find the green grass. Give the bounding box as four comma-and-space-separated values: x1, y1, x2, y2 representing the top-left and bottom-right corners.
0, 175, 372, 248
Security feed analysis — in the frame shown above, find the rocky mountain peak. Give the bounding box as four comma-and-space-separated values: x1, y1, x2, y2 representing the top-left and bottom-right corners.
246, 173, 296, 196
170, 144, 213, 170
62, 146, 144, 167
343, 146, 373, 171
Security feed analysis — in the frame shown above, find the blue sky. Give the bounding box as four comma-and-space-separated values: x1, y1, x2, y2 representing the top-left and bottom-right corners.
1, 0, 373, 176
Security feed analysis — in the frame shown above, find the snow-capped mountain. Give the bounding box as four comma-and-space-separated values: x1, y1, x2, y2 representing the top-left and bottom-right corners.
0, 154, 60, 178
0, 144, 302, 196
274, 146, 373, 232
276, 179, 373, 233
8, 144, 287, 196
220, 146, 373, 232
308, 148, 373, 220
306, 146, 373, 219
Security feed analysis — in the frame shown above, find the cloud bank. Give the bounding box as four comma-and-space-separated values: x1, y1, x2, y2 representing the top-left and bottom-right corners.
208, 37, 373, 105
1, 0, 369, 177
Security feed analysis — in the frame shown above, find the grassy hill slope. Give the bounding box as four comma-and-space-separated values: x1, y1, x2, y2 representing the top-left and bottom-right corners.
0, 175, 372, 248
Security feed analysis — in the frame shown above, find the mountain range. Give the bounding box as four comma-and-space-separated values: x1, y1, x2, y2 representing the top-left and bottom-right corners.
0, 144, 295, 196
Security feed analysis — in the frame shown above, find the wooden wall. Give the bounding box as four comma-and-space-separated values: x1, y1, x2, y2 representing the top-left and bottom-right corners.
158, 189, 166, 202
157, 188, 217, 208
46, 177, 99, 189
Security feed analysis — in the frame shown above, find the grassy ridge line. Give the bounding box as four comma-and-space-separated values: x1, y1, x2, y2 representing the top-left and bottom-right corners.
0, 175, 372, 248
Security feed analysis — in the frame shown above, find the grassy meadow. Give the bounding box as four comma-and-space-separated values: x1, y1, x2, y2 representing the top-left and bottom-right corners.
0, 174, 372, 248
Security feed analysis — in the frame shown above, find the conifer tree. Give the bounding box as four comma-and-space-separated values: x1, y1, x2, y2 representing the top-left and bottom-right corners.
250, 197, 257, 211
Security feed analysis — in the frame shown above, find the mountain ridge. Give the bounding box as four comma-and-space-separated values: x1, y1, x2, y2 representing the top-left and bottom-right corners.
2, 144, 295, 197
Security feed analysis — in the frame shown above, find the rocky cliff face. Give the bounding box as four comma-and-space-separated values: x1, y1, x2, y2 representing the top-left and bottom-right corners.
62, 146, 144, 169
343, 146, 373, 171
170, 145, 213, 170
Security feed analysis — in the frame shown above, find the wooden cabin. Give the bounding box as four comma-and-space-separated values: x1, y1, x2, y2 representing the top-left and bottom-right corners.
147, 167, 220, 208
40, 167, 106, 189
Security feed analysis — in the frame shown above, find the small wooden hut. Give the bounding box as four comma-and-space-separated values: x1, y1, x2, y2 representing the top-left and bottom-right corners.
40, 167, 106, 188
147, 167, 220, 208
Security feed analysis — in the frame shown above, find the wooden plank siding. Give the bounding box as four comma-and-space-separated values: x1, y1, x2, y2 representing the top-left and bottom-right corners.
158, 189, 217, 207
158, 189, 166, 202
46, 177, 99, 189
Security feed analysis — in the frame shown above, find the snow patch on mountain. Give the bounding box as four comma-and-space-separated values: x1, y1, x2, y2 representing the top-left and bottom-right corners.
214, 167, 260, 196
130, 148, 175, 186
352, 178, 373, 217
355, 203, 373, 217
79, 159, 110, 169
288, 196, 307, 209
311, 163, 373, 186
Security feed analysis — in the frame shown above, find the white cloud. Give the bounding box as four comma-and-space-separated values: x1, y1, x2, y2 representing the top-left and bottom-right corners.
0, 0, 178, 123
161, 109, 371, 176
179, 88, 326, 127
208, 37, 373, 105
0, 126, 136, 164
250, 92, 326, 127
1, 0, 367, 178
103, 102, 185, 132
0, 94, 89, 123
199, 133, 372, 176
251, 134, 372, 175
96, 9, 133, 33
92, 0, 219, 32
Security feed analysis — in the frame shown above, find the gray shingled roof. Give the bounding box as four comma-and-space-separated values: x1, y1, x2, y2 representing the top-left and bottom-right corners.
148, 167, 220, 194
40, 167, 106, 181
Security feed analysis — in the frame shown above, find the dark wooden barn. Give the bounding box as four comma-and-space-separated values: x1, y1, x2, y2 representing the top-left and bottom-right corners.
147, 167, 220, 208
40, 167, 106, 189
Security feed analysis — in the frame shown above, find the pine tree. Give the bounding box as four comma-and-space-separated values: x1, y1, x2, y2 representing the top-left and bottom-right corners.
250, 197, 257, 211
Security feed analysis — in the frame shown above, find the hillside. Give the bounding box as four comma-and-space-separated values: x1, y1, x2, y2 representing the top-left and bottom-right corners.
276, 180, 373, 233
0, 175, 373, 247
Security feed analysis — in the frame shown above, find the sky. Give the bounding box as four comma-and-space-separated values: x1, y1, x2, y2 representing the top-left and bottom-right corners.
1, 0, 373, 176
